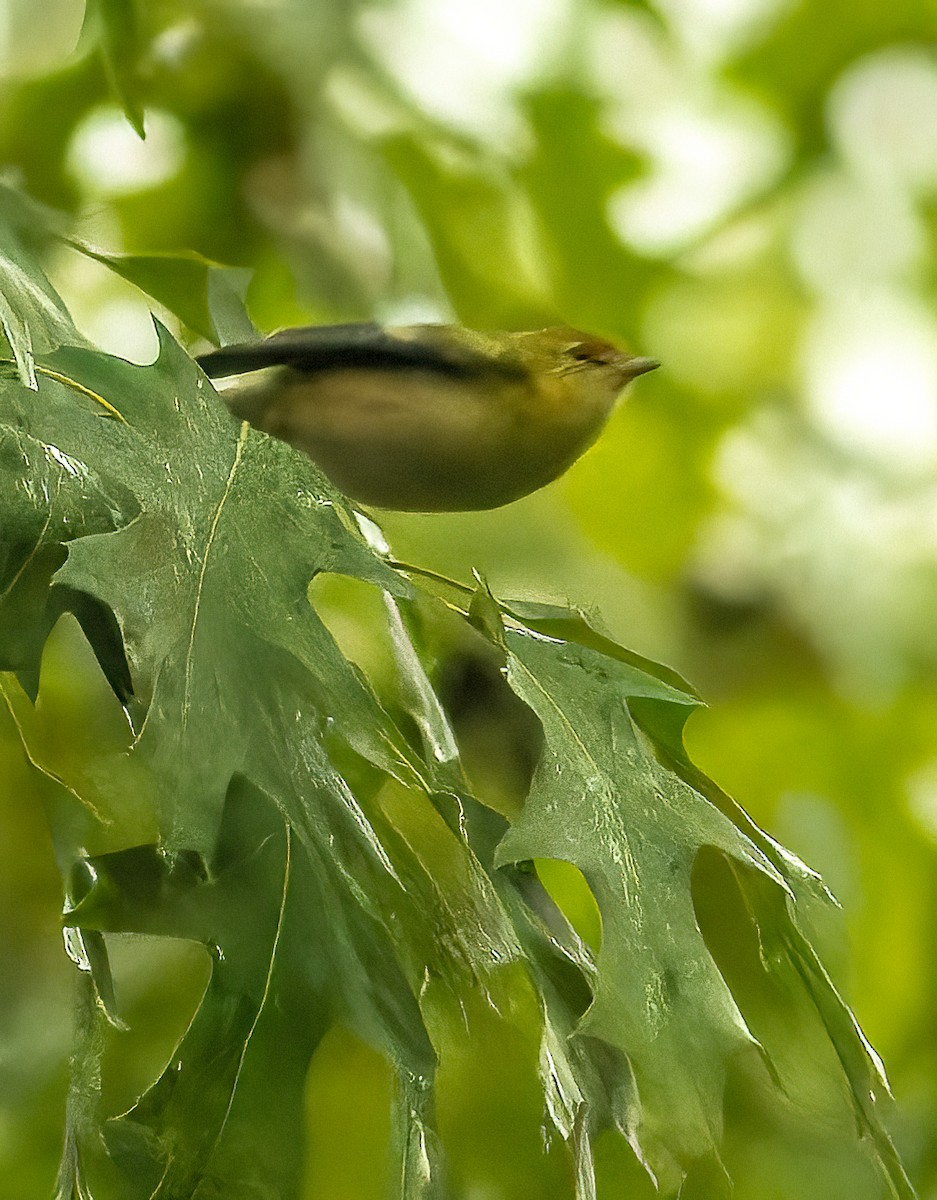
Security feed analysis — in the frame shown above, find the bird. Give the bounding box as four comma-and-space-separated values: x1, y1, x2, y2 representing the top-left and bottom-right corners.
196, 323, 659, 512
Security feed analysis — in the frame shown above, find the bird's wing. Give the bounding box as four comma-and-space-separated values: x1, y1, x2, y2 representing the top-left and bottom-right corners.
196, 322, 524, 381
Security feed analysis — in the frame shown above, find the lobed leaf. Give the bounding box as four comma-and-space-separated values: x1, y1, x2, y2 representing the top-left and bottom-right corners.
0, 203, 915, 1197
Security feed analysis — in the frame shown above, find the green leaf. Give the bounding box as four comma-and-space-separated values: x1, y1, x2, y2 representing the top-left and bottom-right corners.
491, 614, 776, 1185
65, 789, 328, 1199
466, 581, 913, 1198
53, 972, 105, 1200
518, 87, 652, 342
0, 182, 86, 388
381, 132, 553, 328
633, 699, 915, 1199
0, 331, 523, 1198
70, 242, 256, 345
81, 0, 146, 138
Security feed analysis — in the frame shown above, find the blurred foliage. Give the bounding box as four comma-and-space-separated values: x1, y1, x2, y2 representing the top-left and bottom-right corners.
1, 0, 937, 1197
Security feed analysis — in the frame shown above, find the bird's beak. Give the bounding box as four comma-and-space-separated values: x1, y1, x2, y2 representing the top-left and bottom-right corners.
624, 356, 660, 380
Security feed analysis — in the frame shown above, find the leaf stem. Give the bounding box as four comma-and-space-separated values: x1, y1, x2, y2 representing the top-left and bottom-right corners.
0, 359, 128, 424
386, 558, 473, 597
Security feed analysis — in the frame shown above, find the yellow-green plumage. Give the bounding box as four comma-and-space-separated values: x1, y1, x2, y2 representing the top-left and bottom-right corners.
197, 324, 658, 511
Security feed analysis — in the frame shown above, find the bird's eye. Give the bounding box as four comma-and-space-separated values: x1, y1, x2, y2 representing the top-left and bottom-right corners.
567, 336, 618, 365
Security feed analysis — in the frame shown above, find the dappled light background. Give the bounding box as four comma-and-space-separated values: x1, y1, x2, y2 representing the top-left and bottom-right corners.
2, 0, 937, 1196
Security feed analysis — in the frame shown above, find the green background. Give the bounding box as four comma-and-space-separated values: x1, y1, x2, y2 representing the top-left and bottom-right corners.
2, 0, 937, 1196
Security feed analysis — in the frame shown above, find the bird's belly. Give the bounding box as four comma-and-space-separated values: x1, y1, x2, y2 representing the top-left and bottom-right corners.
261, 369, 555, 510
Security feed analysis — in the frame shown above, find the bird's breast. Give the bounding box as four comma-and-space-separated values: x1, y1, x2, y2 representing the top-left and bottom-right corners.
252, 367, 547, 509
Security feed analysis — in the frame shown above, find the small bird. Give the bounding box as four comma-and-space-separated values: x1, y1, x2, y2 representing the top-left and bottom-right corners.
196, 323, 659, 512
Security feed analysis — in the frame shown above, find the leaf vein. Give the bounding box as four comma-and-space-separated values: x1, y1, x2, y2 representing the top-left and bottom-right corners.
212, 822, 292, 1154
182, 422, 248, 722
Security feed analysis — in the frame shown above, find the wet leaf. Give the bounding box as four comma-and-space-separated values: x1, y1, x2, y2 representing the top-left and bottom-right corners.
0, 195, 915, 1199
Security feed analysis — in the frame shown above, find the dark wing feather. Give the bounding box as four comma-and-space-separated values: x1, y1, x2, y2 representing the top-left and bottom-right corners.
196, 322, 523, 381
